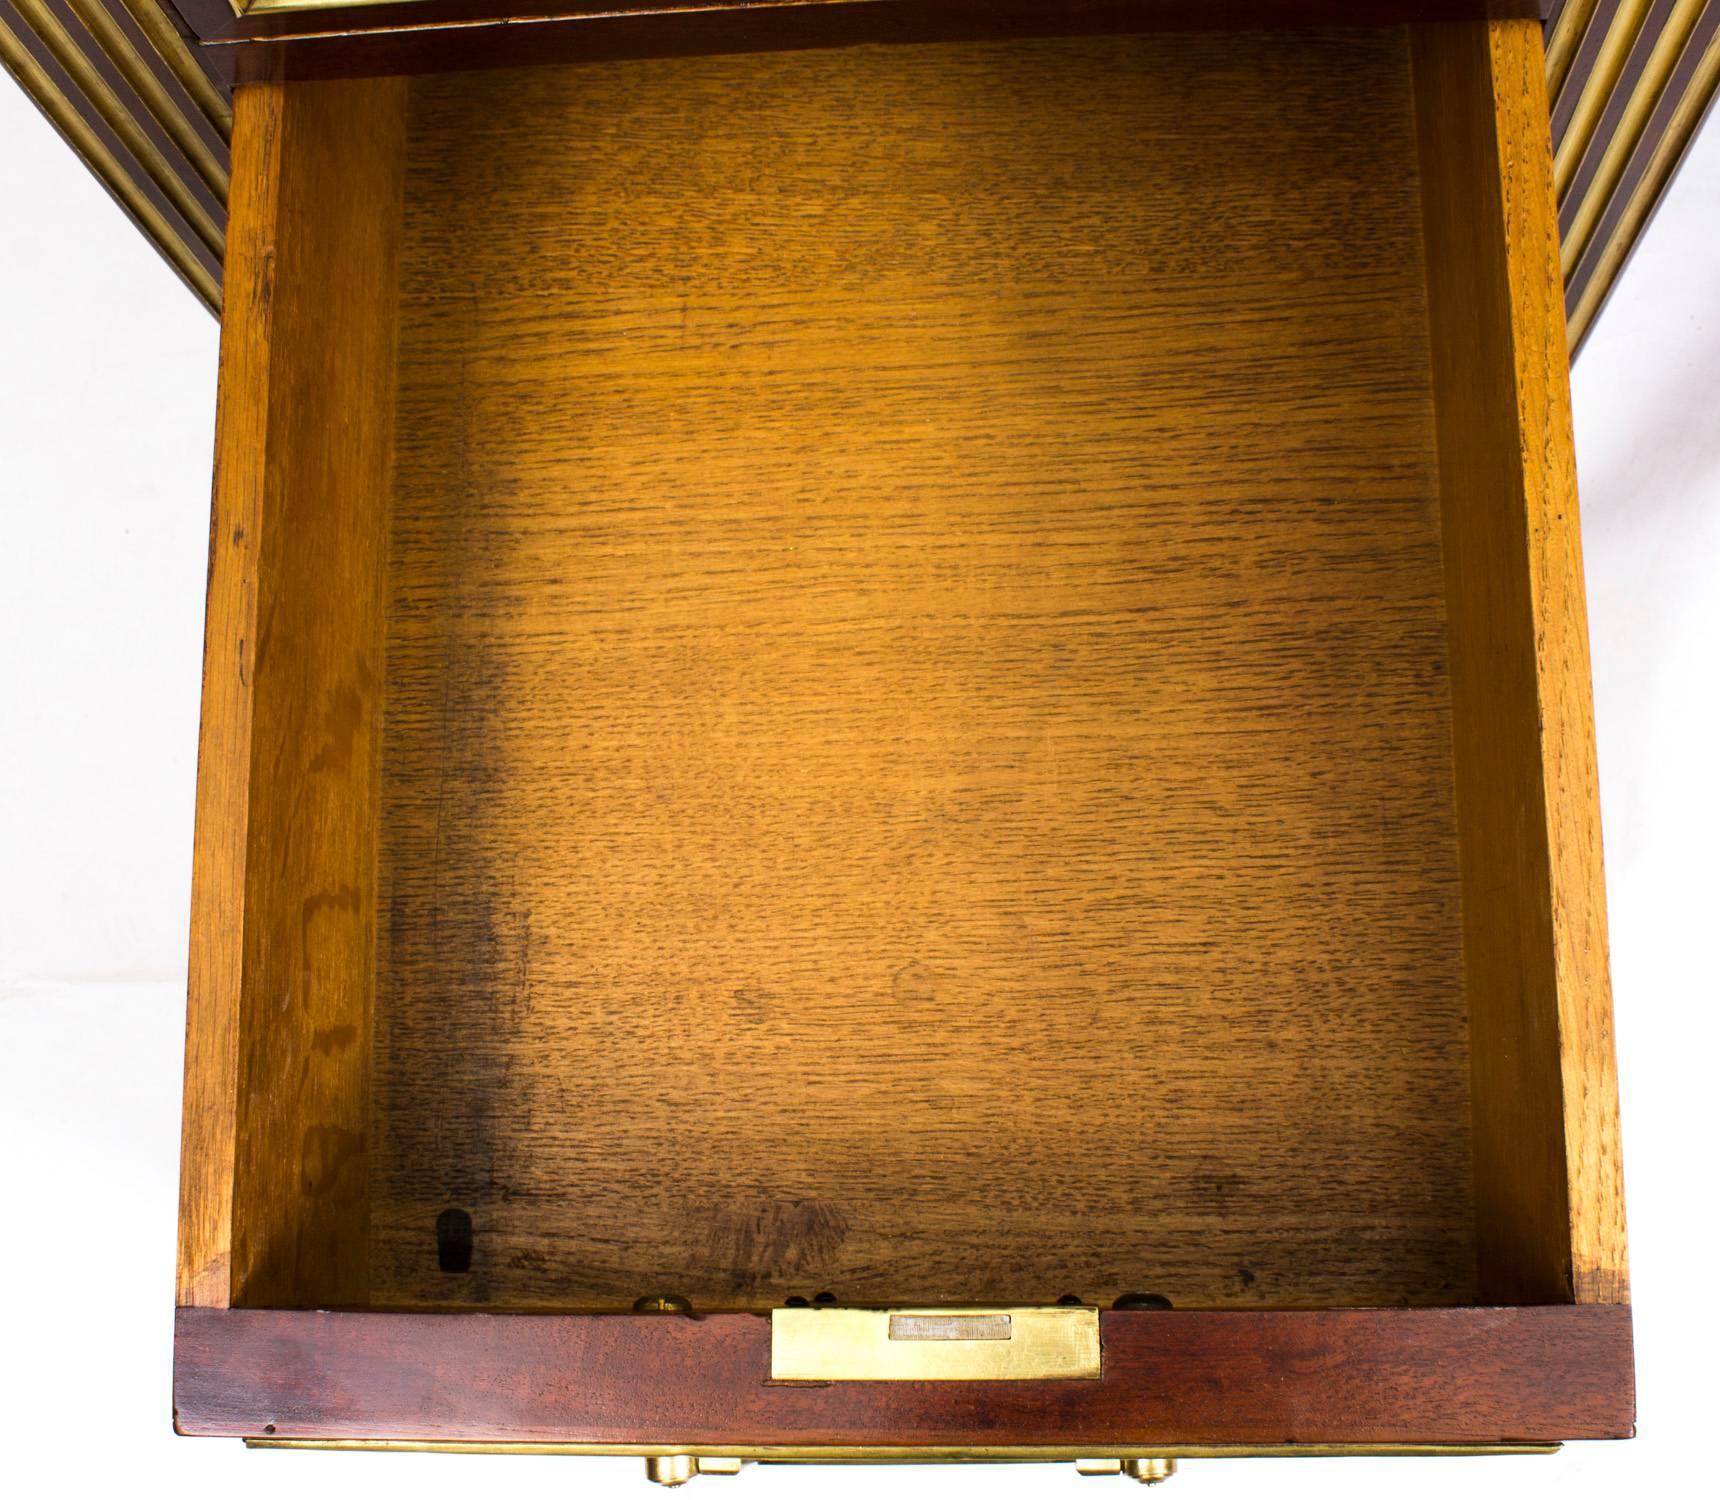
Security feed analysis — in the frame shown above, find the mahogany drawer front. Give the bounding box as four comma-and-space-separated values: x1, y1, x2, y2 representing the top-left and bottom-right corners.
175, 1306, 1633, 1446
171, 2, 1558, 82
174, 6, 1631, 1468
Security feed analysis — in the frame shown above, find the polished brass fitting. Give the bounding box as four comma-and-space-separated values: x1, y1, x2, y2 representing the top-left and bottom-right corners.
1077, 1457, 1178, 1484
644, 1456, 744, 1486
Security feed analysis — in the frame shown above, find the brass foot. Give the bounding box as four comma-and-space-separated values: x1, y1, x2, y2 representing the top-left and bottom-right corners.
644, 1456, 744, 1486
1076, 1458, 1177, 1485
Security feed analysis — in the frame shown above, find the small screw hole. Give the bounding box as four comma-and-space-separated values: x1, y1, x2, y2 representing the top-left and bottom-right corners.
263, 1424, 276, 1436
436, 1208, 474, 1274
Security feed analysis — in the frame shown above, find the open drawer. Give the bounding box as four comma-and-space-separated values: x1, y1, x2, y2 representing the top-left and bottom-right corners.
172, 6, 1633, 1480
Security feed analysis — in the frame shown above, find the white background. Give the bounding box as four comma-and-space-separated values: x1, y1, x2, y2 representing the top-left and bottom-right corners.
2, 69, 1715, 1500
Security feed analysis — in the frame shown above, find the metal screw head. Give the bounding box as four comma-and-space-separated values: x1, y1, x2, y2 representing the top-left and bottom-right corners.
1123, 1458, 1177, 1485
633, 1294, 693, 1314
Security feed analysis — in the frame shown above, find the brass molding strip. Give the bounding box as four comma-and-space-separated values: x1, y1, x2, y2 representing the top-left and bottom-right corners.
118, 0, 230, 134
0, 2, 220, 309
1547, 0, 1607, 98
1, 0, 227, 311
1553, 0, 1720, 350
1566, 0, 1720, 347
1560, 0, 1702, 261
1551, 0, 1626, 138
246, 1440, 1563, 1462
1555, 0, 1651, 196
66, 0, 229, 189
244, 0, 413, 10
11, 0, 224, 251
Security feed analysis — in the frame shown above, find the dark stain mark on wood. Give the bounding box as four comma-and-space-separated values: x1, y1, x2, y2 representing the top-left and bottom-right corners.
300, 1125, 363, 1198
311, 1025, 358, 1055
703, 1199, 851, 1292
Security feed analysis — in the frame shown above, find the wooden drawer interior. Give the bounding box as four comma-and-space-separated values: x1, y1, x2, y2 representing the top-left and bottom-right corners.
181, 18, 1623, 1330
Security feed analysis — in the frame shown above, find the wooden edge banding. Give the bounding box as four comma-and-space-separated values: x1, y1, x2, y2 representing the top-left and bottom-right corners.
1412, 18, 1627, 1305
224, 73, 407, 1308
1415, 15, 1573, 1308
173, 1306, 1635, 1445
1484, 18, 1628, 1305
175, 78, 283, 1308
178, 73, 411, 1310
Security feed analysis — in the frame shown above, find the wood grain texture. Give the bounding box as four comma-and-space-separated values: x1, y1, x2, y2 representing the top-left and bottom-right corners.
177, 75, 275, 1311
1412, 18, 1626, 1305
173, 1304, 1635, 1444
178, 75, 410, 1310
368, 30, 1476, 1313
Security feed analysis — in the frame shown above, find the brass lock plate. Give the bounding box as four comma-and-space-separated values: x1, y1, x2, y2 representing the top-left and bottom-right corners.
769, 1306, 1101, 1381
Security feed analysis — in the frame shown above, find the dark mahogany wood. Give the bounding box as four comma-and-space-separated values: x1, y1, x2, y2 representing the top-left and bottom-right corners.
181, 0, 1555, 45
170, 1, 1552, 84
175, 1305, 1635, 1446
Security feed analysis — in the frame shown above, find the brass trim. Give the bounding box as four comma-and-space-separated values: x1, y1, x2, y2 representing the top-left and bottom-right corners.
1561, 0, 1708, 276
1568, 12, 1720, 345
216, 0, 930, 41
0, 7, 219, 310
244, 0, 411, 9
770, 1305, 1101, 1382
9, 0, 224, 253
1555, 0, 1654, 199
237, 0, 821, 15
64, 0, 229, 193
115, 0, 231, 136
246, 1441, 1564, 1462
1547, 0, 1608, 101
200, 12, 629, 46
